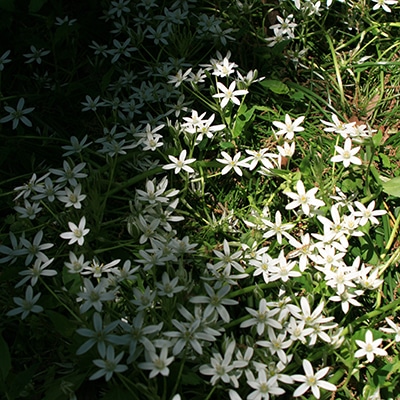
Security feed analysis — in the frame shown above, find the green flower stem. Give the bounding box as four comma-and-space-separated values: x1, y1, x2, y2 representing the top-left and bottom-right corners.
224, 314, 254, 330
0, 134, 65, 142
227, 281, 280, 299
170, 354, 186, 399
92, 241, 136, 254
341, 297, 400, 337
307, 35, 344, 107
107, 159, 235, 200
40, 278, 82, 323
204, 385, 216, 400
117, 374, 141, 400
185, 83, 219, 113
364, 141, 375, 197
383, 339, 396, 352
379, 211, 400, 262
335, 24, 378, 52
230, 94, 249, 139
330, 134, 342, 190
40, 199, 62, 225
107, 166, 163, 197
179, 196, 209, 223
162, 377, 167, 400
378, 245, 400, 279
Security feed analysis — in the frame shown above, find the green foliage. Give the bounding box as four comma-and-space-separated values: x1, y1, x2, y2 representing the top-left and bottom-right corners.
1, 0, 400, 399
381, 176, 400, 197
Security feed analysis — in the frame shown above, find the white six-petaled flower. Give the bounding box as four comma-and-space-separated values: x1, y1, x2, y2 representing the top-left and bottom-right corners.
162, 149, 196, 174
138, 347, 174, 378
60, 216, 90, 246
380, 317, 400, 342
23, 45, 50, 64
292, 359, 336, 399
7, 285, 43, 320
212, 81, 248, 109
57, 184, 87, 209
353, 200, 386, 226
217, 151, 249, 176
0, 98, 35, 130
285, 179, 325, 216
273, 114, 305, 140
372, 0, 398, 13
246, 370, 285, 399
0, 49, 11, 71
354, 330, 388, 363
330, 138, 362, 168
89, 345, 128, 381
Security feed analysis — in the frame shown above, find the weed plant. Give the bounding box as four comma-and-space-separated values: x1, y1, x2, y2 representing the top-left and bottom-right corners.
1, 0, 400, 399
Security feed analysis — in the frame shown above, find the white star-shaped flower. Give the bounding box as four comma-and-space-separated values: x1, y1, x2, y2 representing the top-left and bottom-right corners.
60, 216, 90, 246
353, 200, 386, 226
380, 317, 400, 342
162, 149, 196, 174
285, 180, 325, 215
330, 138, 362, 168
217, 151, 249, 176
273, 114, 305, 140
355, 330, 388, 363
212, 81, 248, 109
293, 359, 336, 399
372, 0, 398, 13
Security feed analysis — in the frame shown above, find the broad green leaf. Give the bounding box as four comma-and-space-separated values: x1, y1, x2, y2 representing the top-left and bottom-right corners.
101, 67, 115, 92
342, 177, 363, 193
381, 176, 400, 197
0, 0, 15, 12
372, 130, 383, 147
260, 79, 289, 94
0, 332, 11, 379
45, 310, 76, 338
380, 153, 391, 169
8, 364, 39, 399
62, 267, 82, 294
43, 373, 86, 400
181, 370, 203, 385
373, 362, 396, 388
355, 235, 379, 264
219, 141, 235, 149
291, 90, 305, 101
29, 0, 47, 12
232, 104, 255, 139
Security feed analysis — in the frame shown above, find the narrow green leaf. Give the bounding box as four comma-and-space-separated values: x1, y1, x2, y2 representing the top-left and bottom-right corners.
253, 105, 273, 113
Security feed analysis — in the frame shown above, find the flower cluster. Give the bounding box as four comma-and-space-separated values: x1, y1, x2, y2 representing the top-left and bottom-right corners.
1, 1, 399, 399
